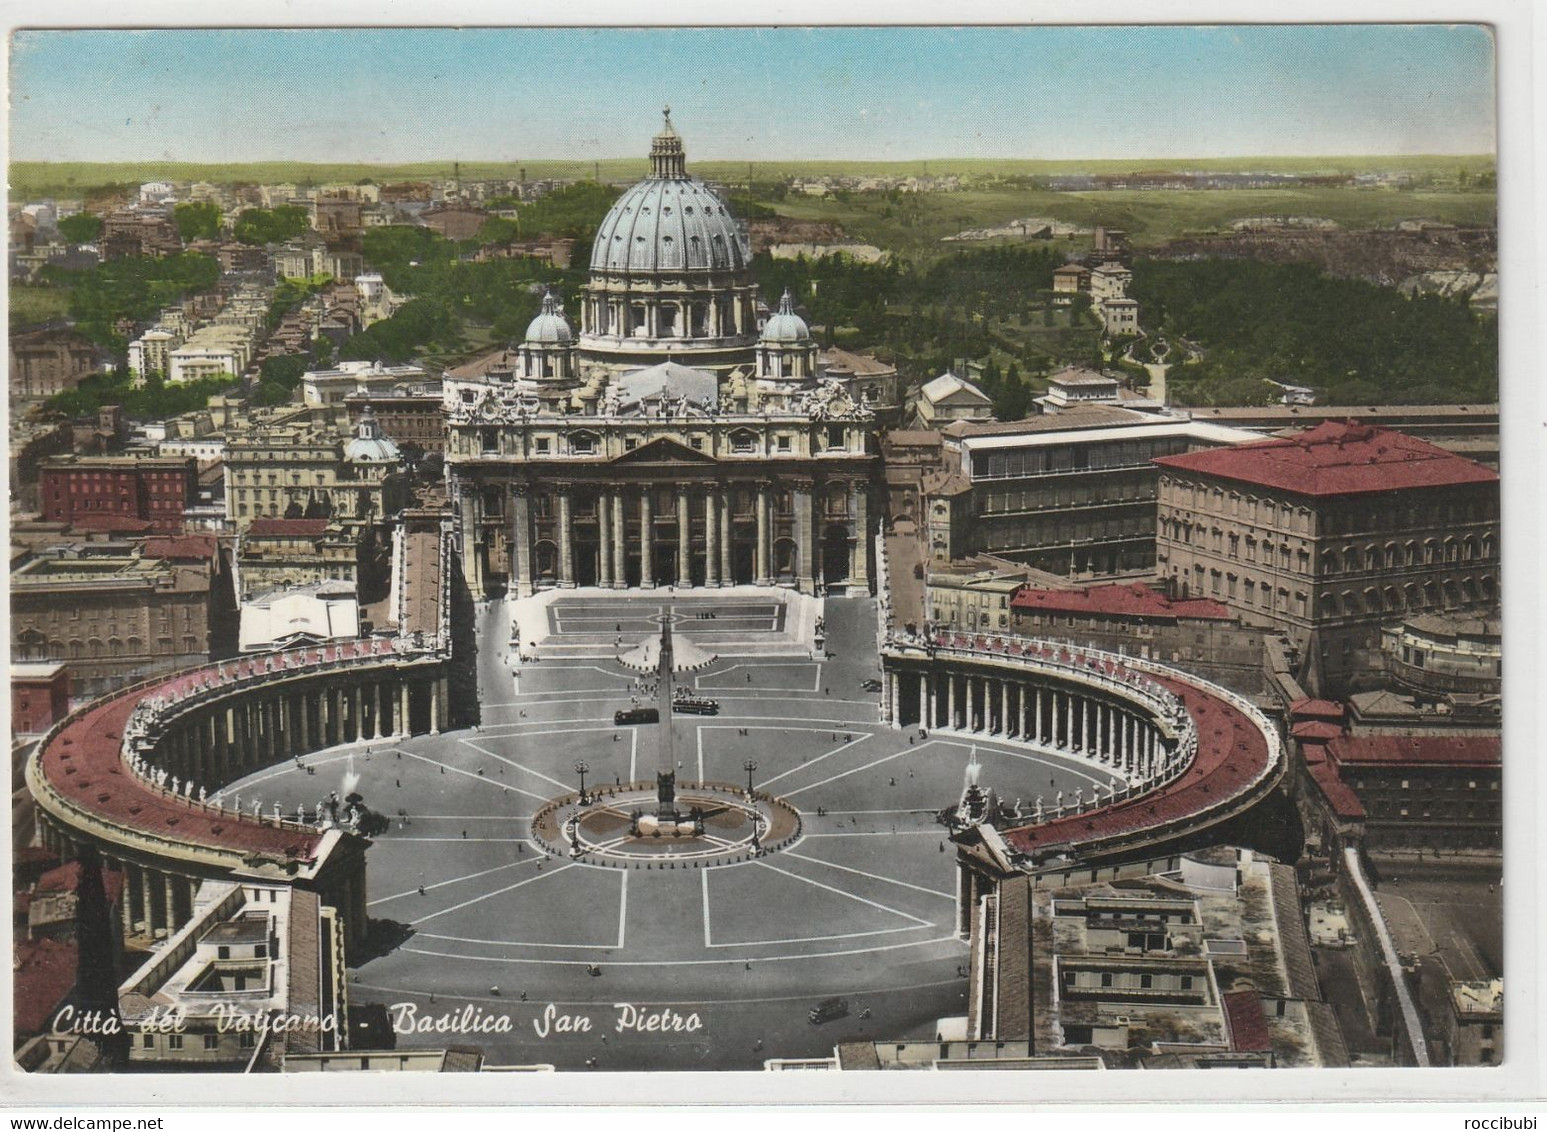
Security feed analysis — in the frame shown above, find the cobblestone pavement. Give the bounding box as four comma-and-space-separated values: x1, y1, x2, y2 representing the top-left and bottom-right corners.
227, 595, 1102, 1069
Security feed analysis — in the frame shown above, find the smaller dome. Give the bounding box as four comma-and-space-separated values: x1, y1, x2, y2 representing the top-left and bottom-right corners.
345, 405, 402, 463
524, 291, 574, 345
760, 289, 810, 344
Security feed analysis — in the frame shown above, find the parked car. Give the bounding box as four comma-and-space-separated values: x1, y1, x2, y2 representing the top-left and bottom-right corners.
614, 707, 660, 725
861, 679, 883, 692
809, 997, 849, 1024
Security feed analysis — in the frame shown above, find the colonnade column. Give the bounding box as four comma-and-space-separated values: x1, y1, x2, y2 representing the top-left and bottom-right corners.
399, 682, 411, 738
639, 487, 654, 589
611, 493, 626, 588
676, 487, 690, 586
920, 673, 931, 730
163, 873, 179, 934
557, 486, 575, 588
1001, 682, 1011, 737
372, 684, 383, 741
947, 674, 957, 730
704, 489, 720, 587
511, 486, 533, 598
754, 483, 771, 586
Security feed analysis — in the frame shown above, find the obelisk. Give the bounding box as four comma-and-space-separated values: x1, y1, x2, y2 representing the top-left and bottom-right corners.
654, 617, 677, 819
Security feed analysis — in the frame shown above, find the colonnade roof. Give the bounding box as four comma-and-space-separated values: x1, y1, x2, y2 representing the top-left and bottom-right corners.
33, 641, 403, 865
1000, 671, 1274, 857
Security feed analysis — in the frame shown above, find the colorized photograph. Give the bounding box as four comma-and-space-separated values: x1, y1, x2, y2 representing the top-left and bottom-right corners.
7, 25, 1502, 1077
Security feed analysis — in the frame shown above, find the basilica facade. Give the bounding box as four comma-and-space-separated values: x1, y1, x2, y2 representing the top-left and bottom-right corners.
445, 111, 882, 598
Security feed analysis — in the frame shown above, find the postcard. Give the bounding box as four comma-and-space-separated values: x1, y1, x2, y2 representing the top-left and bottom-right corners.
4, 15, 1532, 1107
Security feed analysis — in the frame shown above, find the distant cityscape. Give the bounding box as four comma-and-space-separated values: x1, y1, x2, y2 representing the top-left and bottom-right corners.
11, 104, 1500, 1077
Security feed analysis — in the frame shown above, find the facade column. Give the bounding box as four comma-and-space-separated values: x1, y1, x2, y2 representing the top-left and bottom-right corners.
639, 487, 654, 588
460, 488, 485, 599
372, 683, 383, 741
298, 695, 310, 752
611, 492, 627, 588
704, 489, 720, 587
399, 683, 412, 738
676, 486, 690, 586
558, 487, 575, 588
429, 681, 440, 735
719, 491, 733, 586
598, 489, 613, 587
511, 486, 533, 597
794, 481, 815, 594
755, 483, 771, 585
850, 481, 870, 589
920, 673, 931, 729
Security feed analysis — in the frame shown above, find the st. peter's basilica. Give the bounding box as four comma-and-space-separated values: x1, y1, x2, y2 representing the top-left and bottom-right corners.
444, 110, 896, 597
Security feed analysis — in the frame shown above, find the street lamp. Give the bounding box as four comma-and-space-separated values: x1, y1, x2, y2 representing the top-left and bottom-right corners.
742, 759, 758, 798
573, 759, 591, 804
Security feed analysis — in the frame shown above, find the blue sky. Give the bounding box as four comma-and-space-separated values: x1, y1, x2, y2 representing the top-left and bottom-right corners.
8, 26, 1497, 163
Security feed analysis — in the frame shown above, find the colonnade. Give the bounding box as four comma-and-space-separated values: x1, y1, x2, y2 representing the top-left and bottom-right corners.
146, 672, 450, 794
885, 667, 1167, 780
29, 654, 445, 954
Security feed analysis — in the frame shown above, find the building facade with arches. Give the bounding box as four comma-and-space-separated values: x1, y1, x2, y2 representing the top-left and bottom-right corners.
445, 112, 882, 598
1153, 419, 1500, 696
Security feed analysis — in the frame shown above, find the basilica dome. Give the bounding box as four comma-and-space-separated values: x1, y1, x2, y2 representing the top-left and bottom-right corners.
588, 111, 749, 275
578, 109, 761, 376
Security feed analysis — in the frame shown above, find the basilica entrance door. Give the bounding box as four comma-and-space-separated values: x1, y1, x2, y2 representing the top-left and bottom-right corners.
821, 525, 851, 587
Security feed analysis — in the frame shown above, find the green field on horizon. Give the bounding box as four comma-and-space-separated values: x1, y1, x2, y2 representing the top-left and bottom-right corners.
760, 185, 1498, 259
9, 153, 1496, 198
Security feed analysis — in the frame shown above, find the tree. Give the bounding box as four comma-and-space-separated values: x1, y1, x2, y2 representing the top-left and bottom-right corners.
233, 205, 311, 246
58, 212, 102, 244
173, 201, 223, 242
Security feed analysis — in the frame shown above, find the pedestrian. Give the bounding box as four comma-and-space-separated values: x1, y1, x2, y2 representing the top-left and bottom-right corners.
462, 829, 468, 839
418, 885, 426, 895
746, 672, 752, 683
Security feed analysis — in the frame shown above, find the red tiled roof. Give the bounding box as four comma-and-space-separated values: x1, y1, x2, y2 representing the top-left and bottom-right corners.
1222, 990, 1273, 1052
1289, 698, 1344, 721
1154, 420, 1498, 497
1002, 668, 1275, 855
1327, 734, 1500, 767
13, 938, 77, 1036
1291, 721, 1344, 741
246, 518, 329, 537
69, 516, 156, 533
1306, 760, 1367, 819
32, 641, 398, 865
1011, 583, 1233, 622
142, 535, 219, 561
